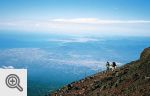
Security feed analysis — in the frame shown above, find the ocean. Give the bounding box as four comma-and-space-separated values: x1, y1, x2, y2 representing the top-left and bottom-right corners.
0, 31, 150, 96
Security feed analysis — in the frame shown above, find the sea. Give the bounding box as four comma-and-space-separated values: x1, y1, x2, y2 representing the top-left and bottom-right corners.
0, 30, 149, 96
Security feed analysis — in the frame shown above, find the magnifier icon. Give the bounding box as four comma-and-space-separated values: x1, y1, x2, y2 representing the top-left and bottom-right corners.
6, 74, 23, 92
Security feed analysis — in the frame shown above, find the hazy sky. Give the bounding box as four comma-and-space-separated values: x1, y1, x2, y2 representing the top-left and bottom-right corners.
0, 0, 150, 36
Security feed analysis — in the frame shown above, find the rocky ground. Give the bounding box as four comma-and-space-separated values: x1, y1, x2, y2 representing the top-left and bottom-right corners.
49, 47, 150, 96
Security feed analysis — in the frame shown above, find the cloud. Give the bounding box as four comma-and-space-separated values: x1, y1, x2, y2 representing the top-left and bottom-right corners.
47, 58, 123, 70
0, 48, 124, 71
1, 18, 150, 27
48, 37, 99, 43
0, 66, 14, 69
52, 18, 150, 24
0, 18, 150, 36
52, 18, 99, 24
0, 48, 52, 67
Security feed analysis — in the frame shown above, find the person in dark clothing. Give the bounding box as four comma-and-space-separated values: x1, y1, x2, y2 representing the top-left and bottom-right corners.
112, 62, 117, 71
106, 61, 110, 71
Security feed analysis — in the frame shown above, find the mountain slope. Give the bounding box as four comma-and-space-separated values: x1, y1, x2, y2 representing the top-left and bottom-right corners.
50, 47, 150, 96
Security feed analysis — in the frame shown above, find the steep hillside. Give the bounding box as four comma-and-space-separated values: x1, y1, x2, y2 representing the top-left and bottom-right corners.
50, 47, 150, 96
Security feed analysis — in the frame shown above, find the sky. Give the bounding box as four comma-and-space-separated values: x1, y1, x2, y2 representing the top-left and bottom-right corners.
0, 0, 150, 36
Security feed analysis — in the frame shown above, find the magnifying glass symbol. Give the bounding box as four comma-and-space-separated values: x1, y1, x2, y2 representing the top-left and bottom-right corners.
6, 74, 23, 92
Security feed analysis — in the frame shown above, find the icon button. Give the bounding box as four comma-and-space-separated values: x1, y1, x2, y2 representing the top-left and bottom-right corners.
6, 74, 23, 92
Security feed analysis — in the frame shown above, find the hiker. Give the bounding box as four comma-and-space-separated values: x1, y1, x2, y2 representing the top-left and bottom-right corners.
112, 62, 117, 71
106, 61, 110, 71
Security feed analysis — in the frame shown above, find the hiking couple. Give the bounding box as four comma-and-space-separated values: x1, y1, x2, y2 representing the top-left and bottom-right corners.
106, 61, 117, 71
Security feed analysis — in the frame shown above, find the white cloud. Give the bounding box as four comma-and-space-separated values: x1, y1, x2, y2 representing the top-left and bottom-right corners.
48, 37, 99, 43
52, 18, 150, 24
1, 18, 150, 27
0, 66, 14, 69
47, 58, 123, 70
0, 48, 124, 70
52, 18, 99, 24
0, 18, 150, 36
0, 48, 52, 66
